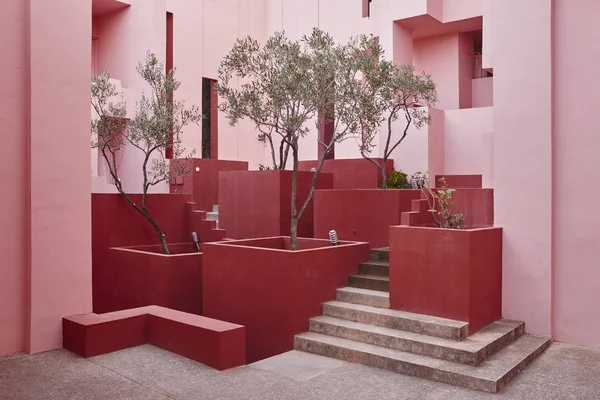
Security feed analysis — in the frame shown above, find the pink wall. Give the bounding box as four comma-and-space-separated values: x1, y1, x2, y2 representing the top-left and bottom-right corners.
491, 0, 553, 337
458, 32, 474, 109
444, 107, 493, 187
0, 0, 27, 356
472, 77, 493, 108
553, 0, 600, 348
413, 34, 461, 110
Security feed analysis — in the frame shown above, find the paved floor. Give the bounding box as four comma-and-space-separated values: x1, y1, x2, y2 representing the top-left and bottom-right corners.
1, 342, 599, 399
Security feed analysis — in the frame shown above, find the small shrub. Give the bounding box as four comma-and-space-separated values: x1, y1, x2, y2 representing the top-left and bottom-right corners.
384, 170, 411, 189
414, 171, 465, 229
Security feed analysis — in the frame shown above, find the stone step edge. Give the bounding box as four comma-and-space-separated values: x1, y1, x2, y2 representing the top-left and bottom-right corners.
349, 274, 390, 282
294, 332, 551, 393
310, 315, 524, 365
336, 287, 390, 309
323, 301, 468, 340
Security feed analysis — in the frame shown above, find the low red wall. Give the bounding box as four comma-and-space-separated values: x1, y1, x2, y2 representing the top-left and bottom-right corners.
63, 305, 245, 370
96, 244, 202, 314
314, 189, 421, 248
170, 159, 249, 212
298, 158, 394, 189
92, 194, 224, 314
434, 174, 483, 189
202, 237, 370, 362
401, 189, 494, 229
389, 226, 502, 335
218, 171, 333, 239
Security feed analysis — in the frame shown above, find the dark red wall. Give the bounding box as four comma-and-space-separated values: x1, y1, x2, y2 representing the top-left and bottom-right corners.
389, 226, 502, 335
218, 170, 333, 239
298, 158, 394, 189
314, 189, 421, 248
401, 189, 494, 229
96, 244, 202, 314
434, 174, 483, 189
202, 237, 369, 362
170, 158, 248, 212
92, 194, 225, 314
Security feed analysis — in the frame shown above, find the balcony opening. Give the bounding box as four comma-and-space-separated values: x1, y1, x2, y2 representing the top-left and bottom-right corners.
202, 78, 218, 159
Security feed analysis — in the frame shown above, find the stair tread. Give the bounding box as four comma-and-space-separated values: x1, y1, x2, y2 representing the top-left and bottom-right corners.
360, 260, 389, 267
295, 331, 550, 381
349, 274, 389, 282
311, 316, 523, 354
337, 287, 390, 299
324, 301, 467, 329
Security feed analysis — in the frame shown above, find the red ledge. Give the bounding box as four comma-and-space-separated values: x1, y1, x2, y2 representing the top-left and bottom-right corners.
63, 305, 245, 370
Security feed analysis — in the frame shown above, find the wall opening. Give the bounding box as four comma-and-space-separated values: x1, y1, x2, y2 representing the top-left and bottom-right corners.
202, 78, 218, 159
473, 30, 493, 79
166, 11, 174, 159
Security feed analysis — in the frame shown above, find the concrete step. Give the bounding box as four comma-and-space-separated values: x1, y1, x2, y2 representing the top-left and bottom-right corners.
309, 316, 524, 365
348, 274, 389, 292
369, 247, 389, 261
358, 260, 389, 276
322, 301, 468, 340
294, 332, 550, 393
212, 205, 219, 213
336, 287, 390, 309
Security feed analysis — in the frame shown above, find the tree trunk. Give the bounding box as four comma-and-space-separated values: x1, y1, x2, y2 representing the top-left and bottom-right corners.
290, 140, 299, 250
381, 162, 388, 189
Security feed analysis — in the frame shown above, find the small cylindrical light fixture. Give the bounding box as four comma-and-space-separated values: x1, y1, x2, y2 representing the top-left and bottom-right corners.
329, 230, 338, 246
191, 231, 200, 253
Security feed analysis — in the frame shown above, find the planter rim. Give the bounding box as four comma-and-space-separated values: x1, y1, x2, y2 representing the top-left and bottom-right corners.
109, 242, 202, 257
315, 189, 421, 193
391, 225, 501, 233
204, 236, 369, 253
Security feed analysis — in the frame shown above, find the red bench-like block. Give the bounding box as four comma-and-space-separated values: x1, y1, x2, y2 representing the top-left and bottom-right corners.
63, 306, 245, 370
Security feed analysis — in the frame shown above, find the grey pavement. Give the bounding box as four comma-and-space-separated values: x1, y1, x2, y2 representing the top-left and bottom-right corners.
1, 342, 599, 399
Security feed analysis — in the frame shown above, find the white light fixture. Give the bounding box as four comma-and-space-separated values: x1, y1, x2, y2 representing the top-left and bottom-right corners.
195, 167, 200, 172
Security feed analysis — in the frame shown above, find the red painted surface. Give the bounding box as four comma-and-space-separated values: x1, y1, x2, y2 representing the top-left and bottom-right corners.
400, 189, 494, 229
98, 244, 202, 314
298, 158, 394, 189
218, 171, 333, 239
170, 158, 248, 211
314, 189, 421, 248
63, 305, 246, 370
362, 0, 370, 18
389, 226, 503, 335
202, 237, 369, 362
92, 194, 225, 314
434, 174, 483, 189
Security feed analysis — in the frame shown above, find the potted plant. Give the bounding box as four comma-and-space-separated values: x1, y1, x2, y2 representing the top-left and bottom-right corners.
91, 52, 207, 314
204, 29, 377, 361
389, 172, 502, 335
313, 45, 437, 248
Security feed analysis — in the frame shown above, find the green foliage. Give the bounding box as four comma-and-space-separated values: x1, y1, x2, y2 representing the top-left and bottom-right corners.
413, 171, 465, 229
383, 170, 411, 189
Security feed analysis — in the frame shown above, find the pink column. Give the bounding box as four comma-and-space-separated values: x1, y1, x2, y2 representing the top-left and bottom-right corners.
27, 0, 93, 353
491, 0, 553, 337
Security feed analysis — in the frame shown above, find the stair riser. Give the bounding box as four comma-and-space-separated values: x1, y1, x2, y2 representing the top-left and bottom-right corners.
358, 263, 389, 276
369, 250, 389, 261
309, 320, 524, 365
336, 290, 390, 309
323, 304, 465, 340
348, 276, 389, 292
295, 336, 497, 392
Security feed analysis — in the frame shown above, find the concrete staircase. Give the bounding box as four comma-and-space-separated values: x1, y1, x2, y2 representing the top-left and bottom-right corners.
206, 205, 219, 229
294, 248, 551, 393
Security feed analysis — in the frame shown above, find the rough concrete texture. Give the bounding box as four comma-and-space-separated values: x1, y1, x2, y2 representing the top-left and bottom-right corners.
1, 342, 600, 399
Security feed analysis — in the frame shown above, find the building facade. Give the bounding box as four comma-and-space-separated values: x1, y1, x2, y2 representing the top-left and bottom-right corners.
1, 0, 599, 356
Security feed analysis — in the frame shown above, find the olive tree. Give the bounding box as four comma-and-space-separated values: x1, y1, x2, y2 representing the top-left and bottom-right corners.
358, 62, 437, 188
218, 29, 383, 250
91, 52, 201, 254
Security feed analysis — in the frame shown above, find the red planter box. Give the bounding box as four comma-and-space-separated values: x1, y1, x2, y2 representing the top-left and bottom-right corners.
218, 170, 333, 239
95, 243, 203, 315
389, 226, 502, 335
170, 158, 249, 211
298, 158, 394, 189
314, 189, 421, 248
202, 237, 369, 362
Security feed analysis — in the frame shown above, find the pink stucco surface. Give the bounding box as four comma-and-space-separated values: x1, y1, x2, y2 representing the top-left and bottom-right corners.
491, 0, 553, 337
472, 77, 493, 108
553, 0, 600, 348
